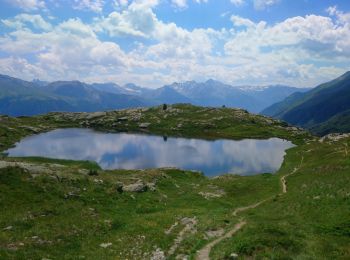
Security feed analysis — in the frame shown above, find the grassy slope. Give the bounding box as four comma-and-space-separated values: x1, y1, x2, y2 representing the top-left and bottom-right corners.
211, 137, 350, 259
0, 104, 348, 259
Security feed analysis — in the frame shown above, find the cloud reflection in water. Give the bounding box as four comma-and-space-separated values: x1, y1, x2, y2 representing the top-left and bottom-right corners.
6, 128, 294, 176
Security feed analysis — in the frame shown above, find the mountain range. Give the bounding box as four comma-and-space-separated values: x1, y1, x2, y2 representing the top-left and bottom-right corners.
262, 71, 350, 135
0, 74, 309, 116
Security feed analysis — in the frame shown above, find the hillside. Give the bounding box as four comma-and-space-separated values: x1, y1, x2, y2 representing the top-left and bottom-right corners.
262, 71, 350, 134
0, 105, 348, 259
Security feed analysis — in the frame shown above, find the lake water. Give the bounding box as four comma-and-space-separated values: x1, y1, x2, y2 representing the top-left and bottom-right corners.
6, 128, 294, 176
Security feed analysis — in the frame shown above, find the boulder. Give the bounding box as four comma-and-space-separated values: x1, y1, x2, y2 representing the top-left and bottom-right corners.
123, 180, 147, 192
139, 123, 151, 128
86, 112, 106, 120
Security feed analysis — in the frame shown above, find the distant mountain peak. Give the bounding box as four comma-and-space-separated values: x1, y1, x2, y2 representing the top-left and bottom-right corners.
205, 79, 221, 84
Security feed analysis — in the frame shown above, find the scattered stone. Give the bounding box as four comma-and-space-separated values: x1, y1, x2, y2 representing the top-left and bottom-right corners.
230, 253, 239, 259
93, 179, 104, 184
176, 254, 189, 260
100, 242, 112, 248
78, 169, 89, 175
151, 248, 166, 260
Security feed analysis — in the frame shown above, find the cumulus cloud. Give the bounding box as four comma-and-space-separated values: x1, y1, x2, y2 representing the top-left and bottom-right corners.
93, 1, 158, 37
5, 0, 45, 11
0, 3, 349, 88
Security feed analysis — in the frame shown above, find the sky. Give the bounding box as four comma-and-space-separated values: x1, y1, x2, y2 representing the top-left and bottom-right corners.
0, 0, 349, 88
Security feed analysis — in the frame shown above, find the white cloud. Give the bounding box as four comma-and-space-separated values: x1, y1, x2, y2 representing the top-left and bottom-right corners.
113, 0, 129, 8
5, 0, 45, 11
327, 5, 350, 24
171, 0, 208, 9
172, 0, 187, 8
73, 0, 105, 13
0, 4, 349, 88
93, 0, 160, 38
231, 15, 255, 27
225, 14, 350, 59
2, 14, 52, 31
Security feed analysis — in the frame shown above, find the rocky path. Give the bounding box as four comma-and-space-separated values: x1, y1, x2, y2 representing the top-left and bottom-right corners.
281, 156, 303, 194
195, 220, 246, 260
195, 155, 305, 260
232, 198, 271, 216
195, 198, 269, 260
167, 217, 197, 257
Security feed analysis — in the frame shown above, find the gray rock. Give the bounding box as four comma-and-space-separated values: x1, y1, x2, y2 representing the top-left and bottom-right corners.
86, 112, 106, 120
147, 182, 157, 191
205, 228, 224, 238
139, 122, 151, 128
99, 242, 112, 248
151, 248, 166, 260
123, 180, 147, 192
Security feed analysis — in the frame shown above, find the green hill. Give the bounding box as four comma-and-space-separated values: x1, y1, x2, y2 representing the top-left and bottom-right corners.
262, 71, 350, 134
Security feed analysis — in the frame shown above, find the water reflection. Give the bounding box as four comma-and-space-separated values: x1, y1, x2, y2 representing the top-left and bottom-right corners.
6, 128, 294, 176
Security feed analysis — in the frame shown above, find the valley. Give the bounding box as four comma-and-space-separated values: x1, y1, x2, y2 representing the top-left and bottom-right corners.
0, 105, 349, 259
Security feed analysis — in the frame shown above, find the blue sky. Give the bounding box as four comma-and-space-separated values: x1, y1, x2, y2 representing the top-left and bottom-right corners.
0, 0, 349, 88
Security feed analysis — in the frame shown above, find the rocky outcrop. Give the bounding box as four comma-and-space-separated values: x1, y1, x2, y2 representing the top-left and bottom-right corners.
122, 180, 148, 193
319, 133, 350, 143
